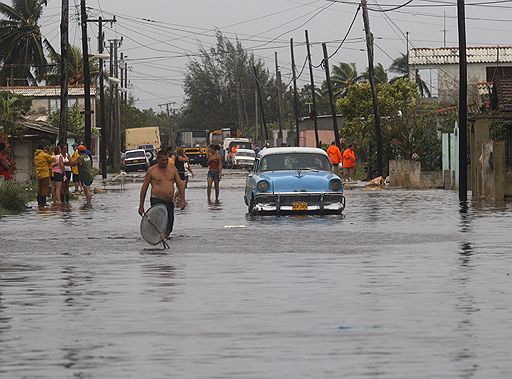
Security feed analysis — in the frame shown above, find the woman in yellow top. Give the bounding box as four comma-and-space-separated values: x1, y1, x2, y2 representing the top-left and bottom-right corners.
71, 143, 81, 192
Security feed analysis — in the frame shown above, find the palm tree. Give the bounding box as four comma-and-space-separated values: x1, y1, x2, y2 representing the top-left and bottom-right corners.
46, 45, 99, 85
330, 62, 365, 98
362, 63, 389, 84
389, 53, 431, 97
0, 0, 52, 85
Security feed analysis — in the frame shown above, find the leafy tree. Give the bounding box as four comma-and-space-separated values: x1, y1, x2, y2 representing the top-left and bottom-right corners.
47, 103, 99, 143
46, 44, 99, 85
182, 31, 283, 138
0, 0, 52, 85
0, 90, 31, 137
389, 53, 431, 98
337, 78, 441, 171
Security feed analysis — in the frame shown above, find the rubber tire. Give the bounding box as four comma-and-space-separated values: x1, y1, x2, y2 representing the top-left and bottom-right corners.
248, 197, 256, 215
146, 150, 155, 162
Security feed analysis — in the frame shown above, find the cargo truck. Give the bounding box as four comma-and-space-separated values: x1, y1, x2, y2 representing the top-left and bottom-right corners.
176, 130, 209, 166
125, 127, 161, 151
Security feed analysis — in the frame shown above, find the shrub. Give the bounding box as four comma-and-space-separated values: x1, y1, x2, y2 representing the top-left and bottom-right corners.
0, 180, 28, 213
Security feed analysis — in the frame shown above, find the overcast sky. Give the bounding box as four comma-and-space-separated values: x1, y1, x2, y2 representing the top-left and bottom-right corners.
39, 0, 512, 111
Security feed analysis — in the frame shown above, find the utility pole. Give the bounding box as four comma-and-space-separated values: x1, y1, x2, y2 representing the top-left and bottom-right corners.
80, 0, 92, 148
457, 0, 468, 201
275, 52, 284, 143
254, 89, 259, 143
113, 38, 121, 170
406, 31, 410, 78
305, 30, 320, 147
106, 38, 122, 170
361, 0, 383, 177
124, 59, 128, 104
88, 16, 115, 179
59, 0, 69, 145
290, 38, 300, 147
108, 40, 114, 165
159, 102, 175, 147
322, 43, 341, 149
253, 66, 268, 143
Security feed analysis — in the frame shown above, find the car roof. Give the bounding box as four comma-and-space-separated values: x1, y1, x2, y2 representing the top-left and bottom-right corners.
257, 147, 328, 158
125, 149, 146, 153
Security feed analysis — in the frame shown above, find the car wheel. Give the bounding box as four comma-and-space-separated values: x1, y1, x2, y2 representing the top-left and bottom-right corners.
248, 197, 256, 215
146, 150, 155, 162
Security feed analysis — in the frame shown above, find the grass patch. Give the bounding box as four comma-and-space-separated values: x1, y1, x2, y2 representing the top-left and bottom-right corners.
0, 180, 29, 214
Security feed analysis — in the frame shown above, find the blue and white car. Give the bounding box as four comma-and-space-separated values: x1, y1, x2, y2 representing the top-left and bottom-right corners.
244, 147, 346, 214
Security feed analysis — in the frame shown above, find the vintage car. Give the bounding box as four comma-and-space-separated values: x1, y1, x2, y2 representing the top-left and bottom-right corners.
244, 147, 345, 214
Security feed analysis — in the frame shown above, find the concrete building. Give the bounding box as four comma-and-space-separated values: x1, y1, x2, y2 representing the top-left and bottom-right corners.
409, 46, 512, 110
298, 115, 344, 147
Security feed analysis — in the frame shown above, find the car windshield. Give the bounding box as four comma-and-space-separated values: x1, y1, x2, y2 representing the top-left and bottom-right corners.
260, 153, 330, 172
125, 151, 146, 158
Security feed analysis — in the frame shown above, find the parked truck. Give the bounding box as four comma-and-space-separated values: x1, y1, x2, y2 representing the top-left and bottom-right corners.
125, 127, 161, 151
176, 130, 209, 166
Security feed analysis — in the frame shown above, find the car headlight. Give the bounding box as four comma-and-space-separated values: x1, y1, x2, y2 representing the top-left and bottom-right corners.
330, 179, 342, 191
257, 180, 270, 192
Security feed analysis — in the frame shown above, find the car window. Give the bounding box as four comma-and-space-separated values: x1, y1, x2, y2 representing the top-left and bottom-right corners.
260, 153, 330, 172
125, 151, 146, 158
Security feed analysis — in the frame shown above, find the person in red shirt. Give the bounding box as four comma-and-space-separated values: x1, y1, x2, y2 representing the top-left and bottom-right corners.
342, 144, 357, 180
326, 141, 342, 173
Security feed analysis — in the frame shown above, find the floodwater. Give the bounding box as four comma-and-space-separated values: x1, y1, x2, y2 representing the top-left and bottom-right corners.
1, 168, 512, 378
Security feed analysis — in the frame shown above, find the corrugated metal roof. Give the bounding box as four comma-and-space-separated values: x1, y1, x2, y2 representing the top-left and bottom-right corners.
0, 85, 96, 97
409, 46, 512, 66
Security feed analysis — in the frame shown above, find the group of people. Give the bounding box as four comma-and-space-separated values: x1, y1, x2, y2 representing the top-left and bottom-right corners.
33, 143, 94, 207
138, 143, 223, 239
326, 141, 357, 180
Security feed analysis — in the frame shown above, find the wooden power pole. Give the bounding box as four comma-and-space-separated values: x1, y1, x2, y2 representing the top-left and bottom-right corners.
80, 0, 92, 148
290, 38, 300, 147
305, 30, 320, 148
361, 0, 383, 177
322, 43, 341, 149
253, 66, 268, 143
275, 52, 284, 143
457, 0, 468, 201
59, 0, 69, 145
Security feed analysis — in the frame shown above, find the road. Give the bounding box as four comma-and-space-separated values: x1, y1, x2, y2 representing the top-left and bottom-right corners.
1, 167, 512, 378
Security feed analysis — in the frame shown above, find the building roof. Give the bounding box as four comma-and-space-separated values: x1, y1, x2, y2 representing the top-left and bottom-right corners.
409, 46, 512, 66
0, 85, 96, 97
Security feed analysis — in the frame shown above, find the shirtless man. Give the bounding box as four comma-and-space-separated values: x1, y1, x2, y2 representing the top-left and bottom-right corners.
139, 150, 185, 238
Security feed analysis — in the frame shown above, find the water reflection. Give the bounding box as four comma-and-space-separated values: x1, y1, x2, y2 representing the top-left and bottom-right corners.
142, 263, 177, 303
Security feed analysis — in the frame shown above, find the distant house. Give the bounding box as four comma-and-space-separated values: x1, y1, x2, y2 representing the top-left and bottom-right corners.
298, 115, 344, 147
0, 85, 100, 170
10, 122, 59, 182
409, 46, 512, 111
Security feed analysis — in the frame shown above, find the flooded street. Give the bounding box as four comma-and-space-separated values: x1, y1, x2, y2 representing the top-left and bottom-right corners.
1, 168, 512, 378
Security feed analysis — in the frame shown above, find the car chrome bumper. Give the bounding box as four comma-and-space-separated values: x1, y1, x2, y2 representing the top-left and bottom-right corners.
254, 192, 345, 213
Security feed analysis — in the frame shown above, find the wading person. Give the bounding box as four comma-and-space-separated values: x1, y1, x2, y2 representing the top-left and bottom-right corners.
342, 144, 357, 181
139, 150, 186, 238
70, 143, 81, 192
70, 145, 94, 206
206, 144, 222, 204
51, 146, 65, 205
33, 144, 54, 206
327, 141, 342, 174
174, 148, 193, 203
61, 144, 72, 203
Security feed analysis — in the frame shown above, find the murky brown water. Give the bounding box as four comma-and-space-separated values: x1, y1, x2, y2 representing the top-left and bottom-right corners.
1, 168, 512, 378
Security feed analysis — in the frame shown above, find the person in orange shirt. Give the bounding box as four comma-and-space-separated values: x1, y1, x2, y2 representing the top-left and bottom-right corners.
326, 141, 342, 173
342, 144, 357, 180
